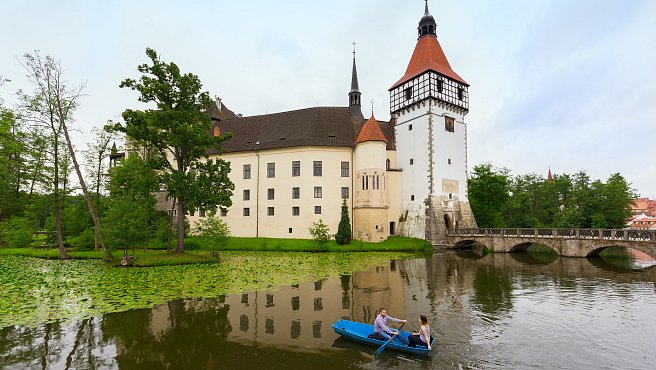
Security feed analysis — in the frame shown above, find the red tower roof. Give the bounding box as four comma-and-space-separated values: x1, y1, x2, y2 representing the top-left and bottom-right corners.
355, 114, 388, 145
390, 35, 468, 90
547, 167, 553, 181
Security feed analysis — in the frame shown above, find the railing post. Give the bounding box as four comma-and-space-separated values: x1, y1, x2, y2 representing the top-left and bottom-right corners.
575, 229, 579, 238
534, 229, 538, 237
552, 229, 557, 238
623, 230, 628, 240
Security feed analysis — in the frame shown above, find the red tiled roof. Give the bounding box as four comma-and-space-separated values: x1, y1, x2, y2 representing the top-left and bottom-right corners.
390, 35, 467, 90
355, 114, 388, 145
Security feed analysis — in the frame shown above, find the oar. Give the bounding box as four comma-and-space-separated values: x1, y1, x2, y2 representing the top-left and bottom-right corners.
375, 322, 405, 359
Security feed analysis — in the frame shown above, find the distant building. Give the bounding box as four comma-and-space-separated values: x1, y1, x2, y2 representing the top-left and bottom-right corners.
626, 197, 656, 229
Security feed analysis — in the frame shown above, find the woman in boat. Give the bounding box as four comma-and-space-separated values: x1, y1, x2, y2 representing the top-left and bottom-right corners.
407, 315, 431, 349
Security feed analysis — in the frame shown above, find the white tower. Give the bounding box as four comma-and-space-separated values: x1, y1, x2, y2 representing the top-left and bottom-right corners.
389, 1, 477, 244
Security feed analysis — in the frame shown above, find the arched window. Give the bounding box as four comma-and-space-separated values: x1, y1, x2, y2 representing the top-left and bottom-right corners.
386, 159, 390, 170
365, 175, 369, 190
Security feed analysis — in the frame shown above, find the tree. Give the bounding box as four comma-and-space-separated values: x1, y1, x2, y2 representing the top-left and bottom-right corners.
103, 155, 160, 252
335, 199, 351, 245
309, 219, 330, 246
83, 128, 117, 249
468, 163, 510, 228
19, 52, 108, 259
112, 48, 234, 254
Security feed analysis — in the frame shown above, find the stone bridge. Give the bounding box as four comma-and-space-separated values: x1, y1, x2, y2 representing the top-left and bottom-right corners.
446, 228, 656, 259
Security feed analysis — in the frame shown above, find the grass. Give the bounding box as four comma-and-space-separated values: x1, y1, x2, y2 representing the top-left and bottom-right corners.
0, 248, 217, 267
198, 235, 433, 252
0, 236, 431, 266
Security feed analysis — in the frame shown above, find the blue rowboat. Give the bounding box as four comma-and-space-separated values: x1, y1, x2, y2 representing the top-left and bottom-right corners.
331, 319, 434, 357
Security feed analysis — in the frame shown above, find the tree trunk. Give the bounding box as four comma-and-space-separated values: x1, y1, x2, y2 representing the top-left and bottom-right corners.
176, 198, 185, 254
53, 141, 67, 259
167, 197, 176, 255
59, 121, 109, 260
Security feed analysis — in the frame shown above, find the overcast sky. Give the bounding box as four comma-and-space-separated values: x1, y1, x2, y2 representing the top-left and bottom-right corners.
1, 0, 654, 197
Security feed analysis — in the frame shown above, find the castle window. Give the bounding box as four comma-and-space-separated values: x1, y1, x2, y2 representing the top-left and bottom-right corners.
404, 86, 413, 101
243, 208, 250, 216
386, 159, 390, 170
313, 161, 322, 176
410, 158, 414, 165
409, 124, 413, 131
365, 176, 369, 190
362, 176, 365, 190
267, 188, 275, 200
292, 161, 300, 176
437, 78, 443, 93
267, 162, 275, 178
292, 207, 300, 216
314, 186, 322, 198
243, 189, 250, 201
267, 207, 275, 216
445, 117, 455, 133
341, 162, 349, 177
243, 164, 251, 179
341, 187, 349, 199
458, 87, 464, 100
292, 187, 300, 199
448, 158, 452, 165
411, 195, 415, 201
314, 206, 321, 215
289, 228, 293, 234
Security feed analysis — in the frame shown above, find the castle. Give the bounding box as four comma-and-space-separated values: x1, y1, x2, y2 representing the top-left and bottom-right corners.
187, 2, 477, 244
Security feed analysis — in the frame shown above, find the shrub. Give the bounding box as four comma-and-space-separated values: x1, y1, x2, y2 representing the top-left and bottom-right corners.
335, 199, 352, 245
0, 216, 35, 248
309, 219, 330, 245
67, 228, 95, 250
191, 213, 230, 249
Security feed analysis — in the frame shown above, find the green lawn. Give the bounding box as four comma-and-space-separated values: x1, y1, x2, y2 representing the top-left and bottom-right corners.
0, 236, 431, 266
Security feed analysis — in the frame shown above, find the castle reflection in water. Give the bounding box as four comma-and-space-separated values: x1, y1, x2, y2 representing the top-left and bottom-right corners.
144, 255, 478, 352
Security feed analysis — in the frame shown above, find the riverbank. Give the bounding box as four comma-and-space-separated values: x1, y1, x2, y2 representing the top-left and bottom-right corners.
0, 236, 431, 266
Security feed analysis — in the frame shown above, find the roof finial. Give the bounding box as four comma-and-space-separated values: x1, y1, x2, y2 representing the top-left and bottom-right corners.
425, 0, 430, 15
370, 99, 375, 115
352, 42, 356, 58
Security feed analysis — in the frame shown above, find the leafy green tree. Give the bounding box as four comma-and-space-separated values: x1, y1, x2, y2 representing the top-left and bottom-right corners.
103, 155, 160, 252
111, 48, 234, 254
335, 199, 351, 245
468, 163, 510, 228
309, 219, 330, 246
0, 108, 29, 221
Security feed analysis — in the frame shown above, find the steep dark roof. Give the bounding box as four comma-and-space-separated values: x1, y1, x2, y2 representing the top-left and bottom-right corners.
207, 100, 239, 121
209, 106, 395, 153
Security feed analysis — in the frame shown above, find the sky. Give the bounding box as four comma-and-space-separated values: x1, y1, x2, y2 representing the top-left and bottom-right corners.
1, 0, 655, 197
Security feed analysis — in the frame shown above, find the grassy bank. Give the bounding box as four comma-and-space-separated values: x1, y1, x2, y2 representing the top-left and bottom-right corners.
206, 235, 433, 252
0, 236, 431, 266
0, 248, 218, 267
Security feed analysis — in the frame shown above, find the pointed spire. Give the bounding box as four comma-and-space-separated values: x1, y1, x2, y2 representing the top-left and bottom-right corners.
547, 167, 553, 182
418, 0, 437, 39
349, 42, 362, 118
351, 43, 360, 92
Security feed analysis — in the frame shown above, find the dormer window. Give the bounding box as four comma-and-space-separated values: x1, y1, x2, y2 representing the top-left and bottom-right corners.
213, 126, 221, 137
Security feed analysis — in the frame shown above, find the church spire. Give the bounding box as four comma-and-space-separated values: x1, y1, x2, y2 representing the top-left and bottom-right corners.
349, 43, 363, 118
418, 0, 437, 39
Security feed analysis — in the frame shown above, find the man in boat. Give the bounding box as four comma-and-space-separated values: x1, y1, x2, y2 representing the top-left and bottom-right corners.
374, 307, 408, 345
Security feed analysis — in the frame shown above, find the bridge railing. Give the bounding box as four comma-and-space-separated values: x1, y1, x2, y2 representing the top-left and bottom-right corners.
448, 228, 656, 242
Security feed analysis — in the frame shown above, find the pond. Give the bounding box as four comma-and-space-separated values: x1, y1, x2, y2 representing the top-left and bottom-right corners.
1, 249, 655, 369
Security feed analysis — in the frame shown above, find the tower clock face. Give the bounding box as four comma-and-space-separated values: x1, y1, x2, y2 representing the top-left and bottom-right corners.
390, 72, 469, 113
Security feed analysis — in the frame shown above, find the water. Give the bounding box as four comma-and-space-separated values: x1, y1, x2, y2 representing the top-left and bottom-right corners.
1, 250, 655, 369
